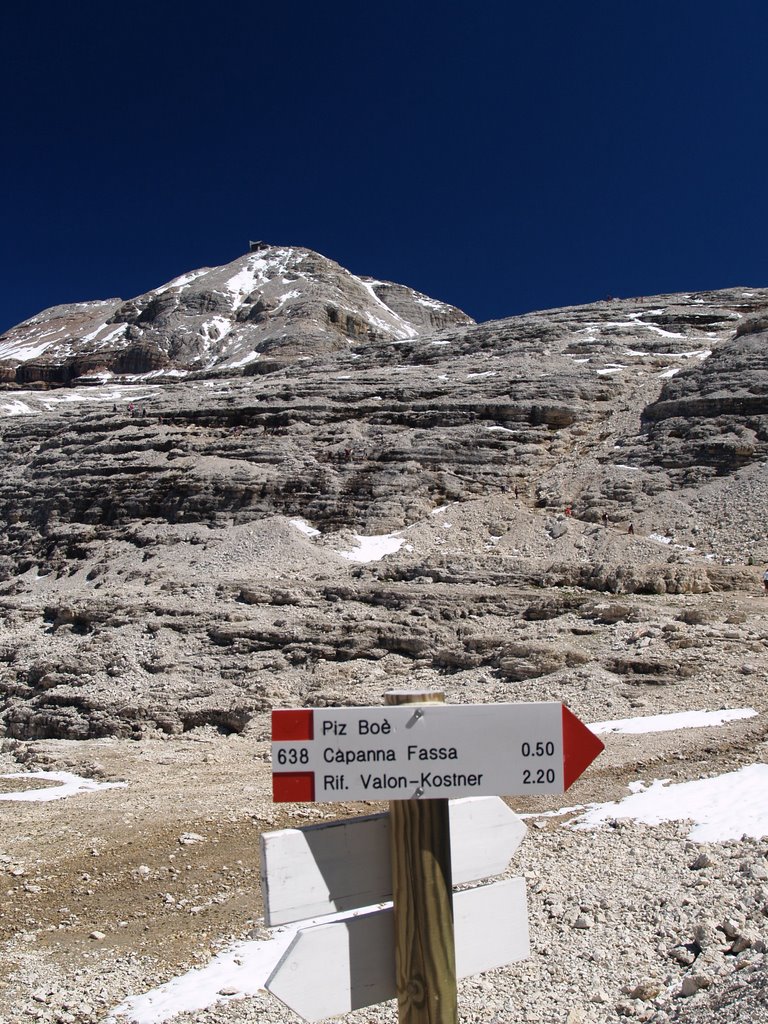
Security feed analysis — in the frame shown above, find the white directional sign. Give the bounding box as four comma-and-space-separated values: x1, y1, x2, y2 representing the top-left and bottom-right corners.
272, 701, 603, 802
261, 796, 526, 925
266, 877, 529, 1022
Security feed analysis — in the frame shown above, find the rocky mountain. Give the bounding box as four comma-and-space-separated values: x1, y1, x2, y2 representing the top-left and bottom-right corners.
1, 251, 768, 1024
0, 245, 472, 384
1, 259, 768, 739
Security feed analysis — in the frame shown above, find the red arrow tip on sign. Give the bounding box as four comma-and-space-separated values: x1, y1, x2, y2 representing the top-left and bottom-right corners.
562, 706, 605, 790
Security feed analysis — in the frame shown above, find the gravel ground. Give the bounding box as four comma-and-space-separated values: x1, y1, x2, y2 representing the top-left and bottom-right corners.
1, 661, 766, 1024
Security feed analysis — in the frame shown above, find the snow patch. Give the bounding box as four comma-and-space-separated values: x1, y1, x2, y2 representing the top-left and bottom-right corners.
0, 338, 56, 361
573, 764, 768, 841
339, 534, 405, 562
200, 317, 231, 342
415, 296, 447, 310
593, 318, 686, 340
0, 399, 36, 416
226, 351, 260, 368
290, 519, 321, 538
590, 708, 757, 735
359, 280, 418, 340
0, 771, 127, 803
152, 268, 210, 295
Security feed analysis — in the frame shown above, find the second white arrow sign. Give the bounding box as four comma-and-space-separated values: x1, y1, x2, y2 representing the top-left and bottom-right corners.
266, 877, 529, 1022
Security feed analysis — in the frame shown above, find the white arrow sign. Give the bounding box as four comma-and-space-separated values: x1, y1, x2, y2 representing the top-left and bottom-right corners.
266, 877, 529, 1022
272, 702, 604, 802
261, 796, 526, 925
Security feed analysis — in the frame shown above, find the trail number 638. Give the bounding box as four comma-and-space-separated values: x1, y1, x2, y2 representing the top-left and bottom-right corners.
277, 748, 309, 766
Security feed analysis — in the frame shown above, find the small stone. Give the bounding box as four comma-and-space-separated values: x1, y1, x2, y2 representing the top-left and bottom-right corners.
590, 990, 610, 1004
679, 974, 712, 997
693, 920, 716, 947
731, 932, 756, 954
669, 946, 697, 967
746, 862, 768, 881
572, 913, 594, 930
720, 917, 741, 939
218, 987, 239, 996
690, 852, 714, 870
179, 833, 206, 845
629, 979, 663, 1001
88, 931, 106, 941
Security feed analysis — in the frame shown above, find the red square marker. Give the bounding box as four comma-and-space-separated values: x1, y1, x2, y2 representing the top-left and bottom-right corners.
272, 709, 314, 742
273, 771, 315, 803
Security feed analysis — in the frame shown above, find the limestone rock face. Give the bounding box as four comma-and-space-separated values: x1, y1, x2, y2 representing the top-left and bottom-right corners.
1, 267, 768, 741
641, 321, 768, 476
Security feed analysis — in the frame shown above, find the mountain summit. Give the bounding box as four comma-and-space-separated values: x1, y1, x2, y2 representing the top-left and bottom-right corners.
0, 246, 473, 385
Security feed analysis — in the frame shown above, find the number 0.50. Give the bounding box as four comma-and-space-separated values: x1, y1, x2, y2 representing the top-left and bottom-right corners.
521, 741, 555, 757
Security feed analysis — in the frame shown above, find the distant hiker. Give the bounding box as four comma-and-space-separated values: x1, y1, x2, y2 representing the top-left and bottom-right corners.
628, 522, 635, 535
564, 505, 573, 517
763, 568, 768, 592
112, 404, 117, 413
602, 511, 609, 527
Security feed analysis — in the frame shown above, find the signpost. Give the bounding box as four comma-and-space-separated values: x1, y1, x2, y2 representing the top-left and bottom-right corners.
261, 795, 526, 926
272, 700, 604, 802
264, 694, 604, 1024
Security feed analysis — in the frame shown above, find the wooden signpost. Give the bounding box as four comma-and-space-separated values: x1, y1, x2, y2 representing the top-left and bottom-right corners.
264, 693, 604, 1024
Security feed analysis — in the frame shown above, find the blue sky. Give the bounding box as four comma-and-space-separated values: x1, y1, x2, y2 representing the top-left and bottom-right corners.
2, 1, 767, 333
